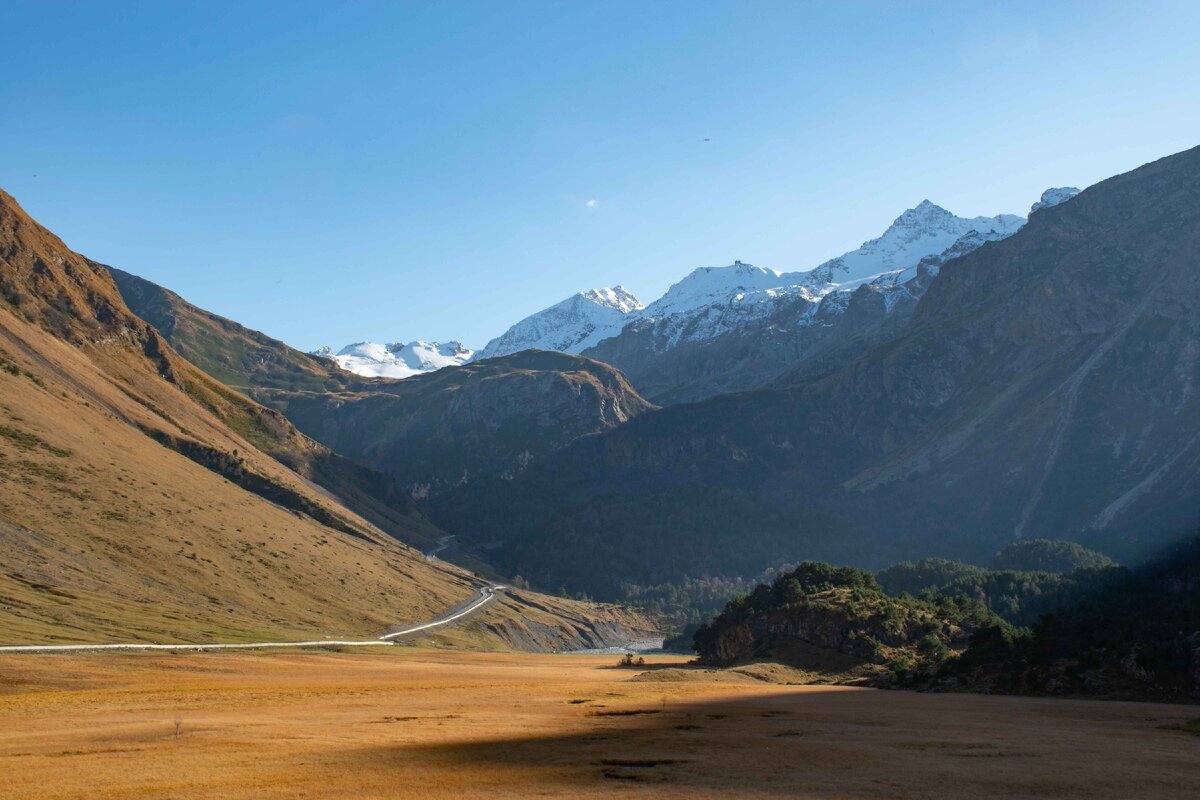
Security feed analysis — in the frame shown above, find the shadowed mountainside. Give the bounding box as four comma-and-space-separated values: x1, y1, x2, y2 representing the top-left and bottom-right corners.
431, 145, 1200, 597
254, 350, 656, 496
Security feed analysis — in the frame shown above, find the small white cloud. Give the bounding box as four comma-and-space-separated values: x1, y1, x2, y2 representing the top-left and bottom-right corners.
585, 198, 598, 208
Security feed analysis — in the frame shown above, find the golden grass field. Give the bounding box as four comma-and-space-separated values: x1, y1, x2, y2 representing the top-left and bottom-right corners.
1, 650, 1197, 799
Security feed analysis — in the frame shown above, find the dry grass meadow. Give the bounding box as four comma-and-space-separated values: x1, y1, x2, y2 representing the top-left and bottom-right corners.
1, 650, 1197, 799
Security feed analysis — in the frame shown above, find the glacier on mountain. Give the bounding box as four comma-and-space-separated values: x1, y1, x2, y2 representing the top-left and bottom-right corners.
314, 340, 474, 378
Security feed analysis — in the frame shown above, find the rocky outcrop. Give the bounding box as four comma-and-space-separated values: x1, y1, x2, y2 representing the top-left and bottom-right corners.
698, 588, 970, 667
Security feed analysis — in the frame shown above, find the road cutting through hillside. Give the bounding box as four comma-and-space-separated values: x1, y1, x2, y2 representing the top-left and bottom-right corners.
0, 585, 504, 654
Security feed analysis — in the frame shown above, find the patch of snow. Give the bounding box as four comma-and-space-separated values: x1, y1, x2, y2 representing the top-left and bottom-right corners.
1029, 186, 1080, 214
315, 340, 474, 379
476, 286, 643, 359
808, 200, 1024, 285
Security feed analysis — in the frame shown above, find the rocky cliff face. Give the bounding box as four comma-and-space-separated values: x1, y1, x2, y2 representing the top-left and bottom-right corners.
695, 586, 974, 682
256, 350, 655, 496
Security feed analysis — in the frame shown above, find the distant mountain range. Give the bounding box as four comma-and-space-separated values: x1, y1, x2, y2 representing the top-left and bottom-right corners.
429, 149, 1199, 597
476, 286, 644, 359
317, 190, 1076, 403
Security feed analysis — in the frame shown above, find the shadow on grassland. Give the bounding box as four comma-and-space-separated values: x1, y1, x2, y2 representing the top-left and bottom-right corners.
347, 687, 1200, 798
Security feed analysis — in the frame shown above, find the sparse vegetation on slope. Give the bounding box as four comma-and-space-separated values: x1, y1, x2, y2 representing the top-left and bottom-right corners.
0, 187, 652, 646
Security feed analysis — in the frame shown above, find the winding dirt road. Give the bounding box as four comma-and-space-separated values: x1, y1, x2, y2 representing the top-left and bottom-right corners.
0, 584, 505, 654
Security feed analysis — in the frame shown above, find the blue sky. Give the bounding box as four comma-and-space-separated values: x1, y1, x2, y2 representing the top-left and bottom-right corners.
2, 1, 1198, 351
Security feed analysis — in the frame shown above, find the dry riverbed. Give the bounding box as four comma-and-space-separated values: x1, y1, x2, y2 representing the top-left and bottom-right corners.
1, 650, 1197, 799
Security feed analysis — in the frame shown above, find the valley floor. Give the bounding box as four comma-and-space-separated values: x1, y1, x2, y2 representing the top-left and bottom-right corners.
0, 651, 1197, 799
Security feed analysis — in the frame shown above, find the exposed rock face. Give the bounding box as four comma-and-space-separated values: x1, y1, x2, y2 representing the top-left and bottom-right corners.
433, 146, 1200, 598
256, 350, 655, 495
1030, 186, 1080, 213
481, 591, 661, 652
698, 588, 970, 667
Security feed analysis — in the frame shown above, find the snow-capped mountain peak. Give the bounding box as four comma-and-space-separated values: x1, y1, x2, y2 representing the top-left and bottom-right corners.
809, 201, 1025, 285
582, 285, 643, 314
476, 286, 644, 360
1030, 186, 1081, 214
641, 261, 786, 319
315, 339, 474, 379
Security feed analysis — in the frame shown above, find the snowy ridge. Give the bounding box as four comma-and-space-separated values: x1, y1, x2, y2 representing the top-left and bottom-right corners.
1030, 186, 1080, 214
315, 340, 474, 379
315, 189, 1081, 374
609, 198, 1037, 351
476, 286, 643, 360
807, 201, 1024, 285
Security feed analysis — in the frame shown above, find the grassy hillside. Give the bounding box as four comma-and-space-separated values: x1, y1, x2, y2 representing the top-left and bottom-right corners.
0, 188, 654, 646
105, 264, 355, 393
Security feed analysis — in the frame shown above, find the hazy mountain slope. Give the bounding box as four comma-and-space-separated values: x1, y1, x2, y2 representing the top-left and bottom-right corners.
107, 265, 353, 392
256, 350, 655, 496
104, 264, 458, 551
431, 146, 1200, 597
0, 188, 655, 646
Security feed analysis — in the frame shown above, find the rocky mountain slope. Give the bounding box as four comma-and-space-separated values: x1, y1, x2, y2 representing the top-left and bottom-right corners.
0, 188, 655, 646
430, 146, 1200, 598
104, 265, 465, 552
255, 349, 655, 497
584, 196, 1066, 403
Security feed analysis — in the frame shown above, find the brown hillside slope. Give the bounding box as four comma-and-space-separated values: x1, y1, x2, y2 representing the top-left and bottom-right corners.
0, 189, 653, 646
